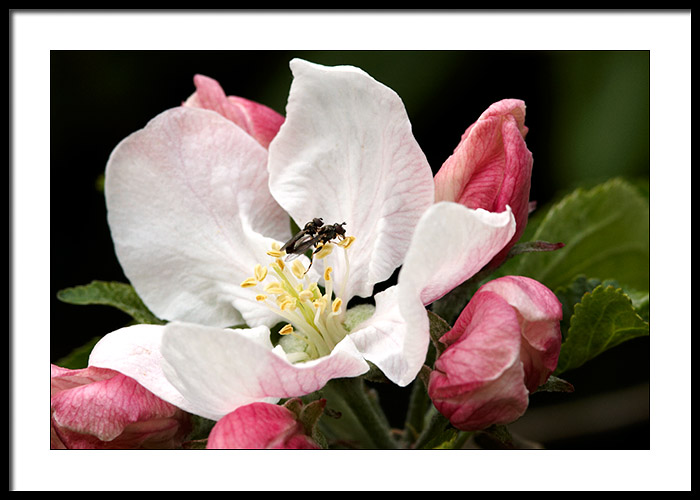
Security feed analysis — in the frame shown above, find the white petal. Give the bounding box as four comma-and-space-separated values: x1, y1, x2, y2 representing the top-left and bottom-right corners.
399, 201, 517, 306
87, 324, 200, 415
160, 321, 370, 420
105, 106, 290, 328
350, 285, 429, 387
351, 203, 516, 385
268, 59, 434, 303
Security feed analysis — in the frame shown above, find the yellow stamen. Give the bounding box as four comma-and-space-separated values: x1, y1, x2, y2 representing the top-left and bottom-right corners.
315, 243, 334, 259
337, 236, 356, 249
291, 260, 307, 279
313, 297, 327, 313
264, 282, 285, 295
279, 324, 294, 336
254, 264, 268, 282
270, 241, 281, 251
298, 290, 314, 302
279, 297, 297, 311
240, 277, 258, 288
245, 231, 356, 364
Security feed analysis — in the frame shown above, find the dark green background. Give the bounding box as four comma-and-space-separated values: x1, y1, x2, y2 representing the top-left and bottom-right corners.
50, 50, 650, 449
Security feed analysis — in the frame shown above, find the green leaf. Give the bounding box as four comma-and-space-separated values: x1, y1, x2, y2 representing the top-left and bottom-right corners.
555, 275, 617, 340
56, 280, 165, 325
498, 178, 650, 292
555, 284, 650, 375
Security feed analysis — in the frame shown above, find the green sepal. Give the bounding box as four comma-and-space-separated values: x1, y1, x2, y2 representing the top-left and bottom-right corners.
533, 374, 575, 394
53, 336, 102, 369
427, 310, 452, 359
185, 414, 217, 442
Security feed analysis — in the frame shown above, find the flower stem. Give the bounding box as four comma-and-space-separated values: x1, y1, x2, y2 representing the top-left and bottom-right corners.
413, 405, 450, 449
400, 379, 430, 447
321, 377, 399, 449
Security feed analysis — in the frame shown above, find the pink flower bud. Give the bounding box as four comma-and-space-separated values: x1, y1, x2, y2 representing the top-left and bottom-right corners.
183, 74, 284, 149
51, 364, 191, 449
428, 276, 561, 431
478, 276, 563, 392
206, 399, 324, 449
434, 99, 533, 266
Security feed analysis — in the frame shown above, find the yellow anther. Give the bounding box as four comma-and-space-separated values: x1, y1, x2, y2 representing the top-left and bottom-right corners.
279, 324, 294, 336
291, 260, 307, 279
313, 297, 327, 313
298, 290, 314, 302
267, 249, 284, 258
315, 243, 334, 259
337, 236, 356, 249
275, 258, 285, 271
276, 293, 291, 305
280, 298, 297, 311
324, 266, 333, 282
240, 277, 258, 288
255, 294, 268, 302
264, 282, 285, 295
254, 264, 268, 282
270, 241, 281, 251
332, 298, 343, 314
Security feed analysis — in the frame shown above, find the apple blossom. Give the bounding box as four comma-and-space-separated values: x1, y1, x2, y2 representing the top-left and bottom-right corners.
427, 276, 562, 431
206, 398, 325, 449
51, 364, 191, 449
90, 58, 518, 423
434, 99, 533, 266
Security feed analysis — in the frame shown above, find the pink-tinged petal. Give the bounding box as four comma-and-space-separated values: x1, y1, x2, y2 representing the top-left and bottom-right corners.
51, 364, 191, 449
206, 402, 320, 449
428, 291, 529, 431
105, 106, 290, 328
183, 74, 284, 149
268, 59, 434, 303
479, 276, 562, 392
160, 322, 369, 421
350, 202, 515, 385
434, 99, 533, 265
350, 285, 428, 387
87, 324, 199, 415
399, 202, 516, 306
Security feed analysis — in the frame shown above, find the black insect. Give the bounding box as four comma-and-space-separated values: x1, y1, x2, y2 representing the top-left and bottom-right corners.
313, 222, 347, 250
281, 217, 325, 259
282, 219, 347, 273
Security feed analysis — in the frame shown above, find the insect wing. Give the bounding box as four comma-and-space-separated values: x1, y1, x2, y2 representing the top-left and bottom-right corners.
281, 231, 305, 255
283, 233, 317, 261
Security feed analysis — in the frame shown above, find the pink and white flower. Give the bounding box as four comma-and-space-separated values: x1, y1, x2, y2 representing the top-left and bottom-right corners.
434, 99, 533, 266
51, 364, 191, 449
427, 276, 562, 431
88, 59, 518, 421
206, 398, 325, 449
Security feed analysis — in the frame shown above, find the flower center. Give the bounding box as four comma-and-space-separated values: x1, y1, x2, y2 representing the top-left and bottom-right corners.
241, 234, 356, 363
